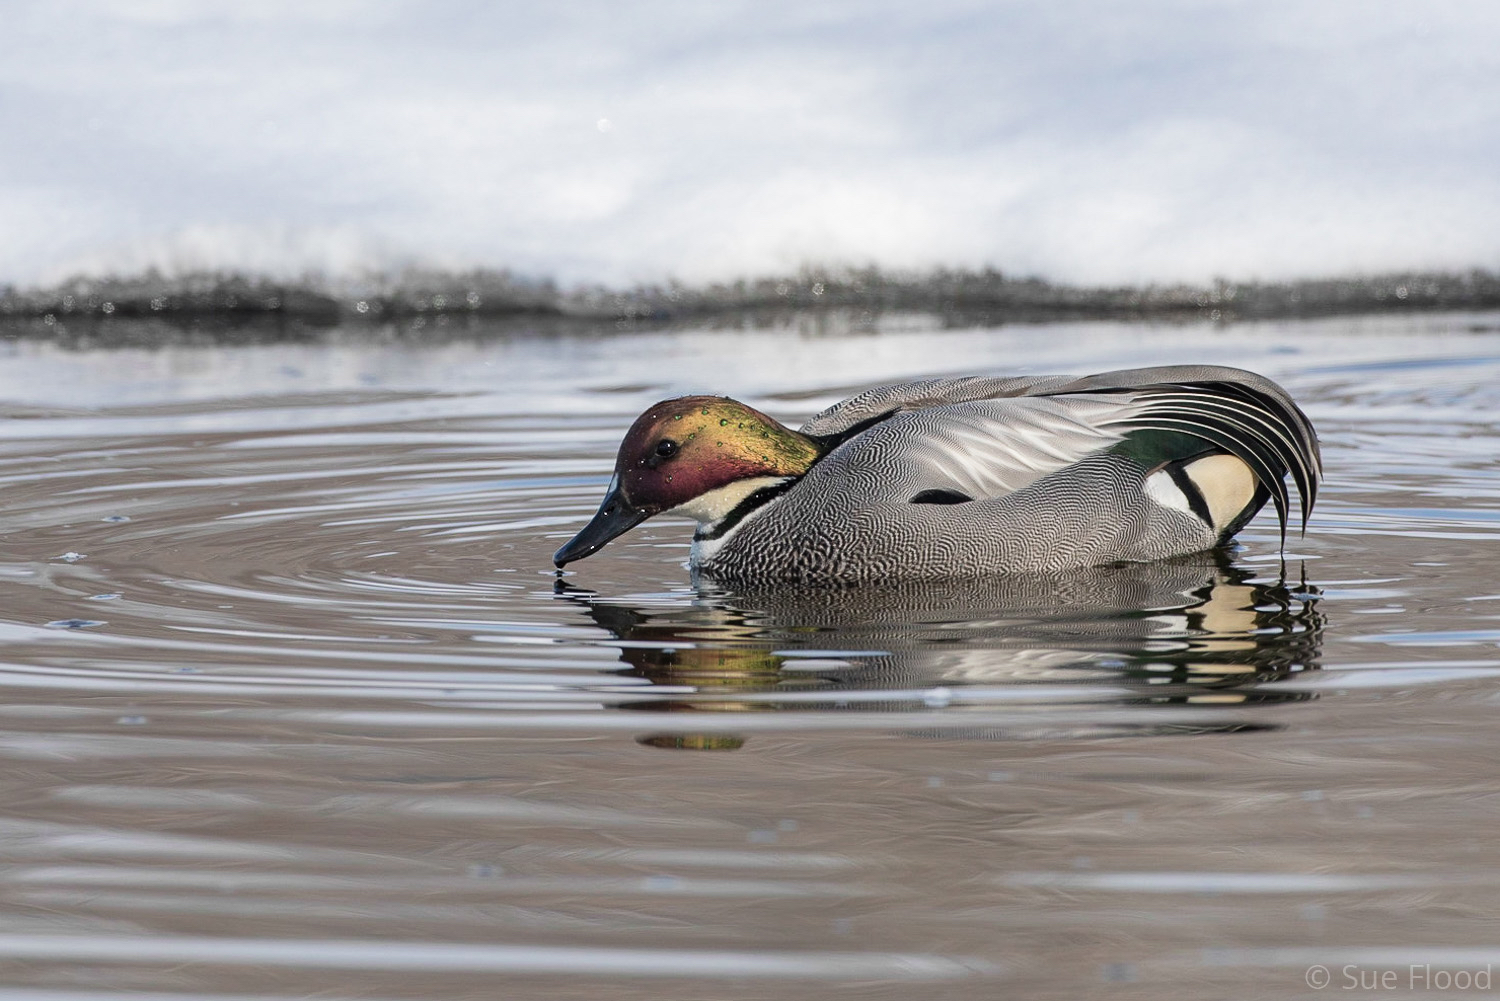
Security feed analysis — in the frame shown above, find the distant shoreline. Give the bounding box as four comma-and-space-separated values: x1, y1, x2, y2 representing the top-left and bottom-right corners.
3, 266, 1498, 343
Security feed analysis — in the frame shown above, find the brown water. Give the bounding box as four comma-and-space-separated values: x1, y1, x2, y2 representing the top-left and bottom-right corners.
2, 312, 1499, 999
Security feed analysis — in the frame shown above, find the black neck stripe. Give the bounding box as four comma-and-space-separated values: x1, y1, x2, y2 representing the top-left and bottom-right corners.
696, 478, 800, 541
695, 411, 892, 544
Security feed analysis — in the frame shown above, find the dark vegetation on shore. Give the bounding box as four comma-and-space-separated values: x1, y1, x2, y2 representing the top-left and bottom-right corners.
2, 266, 1499, 342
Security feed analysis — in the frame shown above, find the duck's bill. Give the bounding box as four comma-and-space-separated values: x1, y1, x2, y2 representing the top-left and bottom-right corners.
553, 484, 650, 567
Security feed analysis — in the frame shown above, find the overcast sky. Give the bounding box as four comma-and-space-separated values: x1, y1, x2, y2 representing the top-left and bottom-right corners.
3, 0, 1498, 288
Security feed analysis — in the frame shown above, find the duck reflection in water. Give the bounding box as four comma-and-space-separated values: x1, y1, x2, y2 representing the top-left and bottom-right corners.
557, 552, 1323, 750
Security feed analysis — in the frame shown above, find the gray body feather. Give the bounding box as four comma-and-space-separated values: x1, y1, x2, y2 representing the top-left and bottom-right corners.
695, 365, 1319, 583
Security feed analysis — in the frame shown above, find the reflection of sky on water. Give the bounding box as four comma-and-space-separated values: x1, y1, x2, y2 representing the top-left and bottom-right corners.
2, 3, 1498, 286
1, 315, 1500, 994
6, 311, 1500, 413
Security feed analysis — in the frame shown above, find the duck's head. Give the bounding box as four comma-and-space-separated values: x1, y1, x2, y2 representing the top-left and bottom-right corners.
553, 396, 820, 567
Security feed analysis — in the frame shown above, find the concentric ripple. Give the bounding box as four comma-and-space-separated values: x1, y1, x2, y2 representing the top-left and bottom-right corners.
1, 314, 1499, 999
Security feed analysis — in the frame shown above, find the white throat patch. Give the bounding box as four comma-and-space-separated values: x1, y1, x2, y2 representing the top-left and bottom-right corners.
668, 475, 792, 527
670, 476, 792, 566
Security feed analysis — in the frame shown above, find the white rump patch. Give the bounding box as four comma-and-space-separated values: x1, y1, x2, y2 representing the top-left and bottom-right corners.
1144, 469, 1194, 515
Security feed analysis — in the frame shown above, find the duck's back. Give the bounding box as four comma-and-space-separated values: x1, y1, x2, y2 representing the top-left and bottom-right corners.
696, 366, 1318, 582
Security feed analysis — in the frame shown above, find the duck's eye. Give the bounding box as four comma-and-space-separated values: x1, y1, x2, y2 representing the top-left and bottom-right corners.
654, 439, 679, 458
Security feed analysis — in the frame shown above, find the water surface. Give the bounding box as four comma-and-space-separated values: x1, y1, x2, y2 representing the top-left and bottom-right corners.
2, 312, 1499, 999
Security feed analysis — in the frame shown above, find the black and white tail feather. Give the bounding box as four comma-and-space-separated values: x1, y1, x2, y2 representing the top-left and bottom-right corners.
800, 364, 1321, 553
1096, 380, 1321, 546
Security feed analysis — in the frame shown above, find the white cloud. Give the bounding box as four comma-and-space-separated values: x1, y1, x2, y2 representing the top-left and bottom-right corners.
1, 0, 1498, 287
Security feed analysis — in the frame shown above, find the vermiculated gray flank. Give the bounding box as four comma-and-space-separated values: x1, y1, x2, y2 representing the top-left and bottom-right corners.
695, 365, 1320, 583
